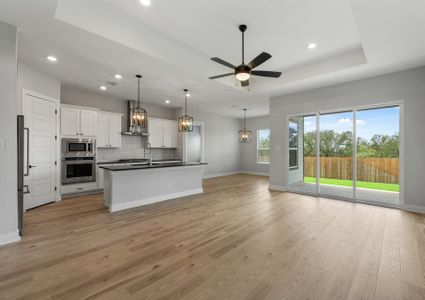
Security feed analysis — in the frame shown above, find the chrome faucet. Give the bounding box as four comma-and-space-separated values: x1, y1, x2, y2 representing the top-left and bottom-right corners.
144, 142, 153, 166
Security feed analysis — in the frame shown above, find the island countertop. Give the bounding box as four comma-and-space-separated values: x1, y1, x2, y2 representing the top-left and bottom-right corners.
98, 162, 207, 172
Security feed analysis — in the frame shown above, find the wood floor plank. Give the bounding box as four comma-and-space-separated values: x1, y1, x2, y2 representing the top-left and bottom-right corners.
0, 174, 423, 299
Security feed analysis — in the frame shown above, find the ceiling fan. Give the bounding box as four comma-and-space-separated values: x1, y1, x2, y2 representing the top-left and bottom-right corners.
209, 24, 281, 87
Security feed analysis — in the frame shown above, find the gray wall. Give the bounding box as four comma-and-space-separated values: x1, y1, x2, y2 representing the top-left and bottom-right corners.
241, 115, 270, 175
0, 22, 18, 243
17, 63, 61, 113
176, 108, 243, 177
269, 66, 425, 211
61, 86, 179, 162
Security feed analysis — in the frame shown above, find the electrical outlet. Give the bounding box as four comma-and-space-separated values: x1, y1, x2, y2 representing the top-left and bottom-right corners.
0, 139, 5, 150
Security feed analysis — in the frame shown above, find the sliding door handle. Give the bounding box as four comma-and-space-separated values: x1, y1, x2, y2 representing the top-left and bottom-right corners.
24, 127, 29, 176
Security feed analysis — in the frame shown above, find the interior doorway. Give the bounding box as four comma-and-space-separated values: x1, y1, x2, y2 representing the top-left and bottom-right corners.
184, 121, 204, 163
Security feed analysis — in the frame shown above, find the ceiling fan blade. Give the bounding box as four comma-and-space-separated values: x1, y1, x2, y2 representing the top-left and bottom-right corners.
209, 73, 234, 80
211, 57, 236, 69
241, 79, 249, 87
251, 70, 282, 78
247, 52, 272, 69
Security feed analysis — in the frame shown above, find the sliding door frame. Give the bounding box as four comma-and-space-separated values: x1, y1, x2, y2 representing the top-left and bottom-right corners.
286, 101, 404, 207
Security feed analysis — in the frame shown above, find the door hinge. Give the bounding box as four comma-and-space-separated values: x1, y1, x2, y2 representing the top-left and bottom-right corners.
55, 135, 57, 140
54, 186, 57, 191
55, 161, 57, 166
55, 109, 58, 114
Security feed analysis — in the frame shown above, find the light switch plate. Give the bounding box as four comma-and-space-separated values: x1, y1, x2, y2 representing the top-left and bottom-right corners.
0, 139, 5, 150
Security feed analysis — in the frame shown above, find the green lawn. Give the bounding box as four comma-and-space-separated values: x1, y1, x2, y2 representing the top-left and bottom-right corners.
304, 177, 399, 192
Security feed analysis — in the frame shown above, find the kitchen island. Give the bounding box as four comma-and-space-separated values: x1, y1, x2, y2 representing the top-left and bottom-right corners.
99, 162, 207, 212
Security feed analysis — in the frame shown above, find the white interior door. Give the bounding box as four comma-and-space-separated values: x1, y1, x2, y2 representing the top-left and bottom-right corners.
23, 94, 57, 210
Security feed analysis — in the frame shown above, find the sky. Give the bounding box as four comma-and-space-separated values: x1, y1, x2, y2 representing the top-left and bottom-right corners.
303, 106, 399, 141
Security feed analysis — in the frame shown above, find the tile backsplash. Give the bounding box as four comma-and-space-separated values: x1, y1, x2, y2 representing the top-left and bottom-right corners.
97, 136, 180, 162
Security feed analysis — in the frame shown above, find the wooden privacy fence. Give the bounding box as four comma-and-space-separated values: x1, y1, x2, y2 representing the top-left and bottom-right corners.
304, 157, 399, 184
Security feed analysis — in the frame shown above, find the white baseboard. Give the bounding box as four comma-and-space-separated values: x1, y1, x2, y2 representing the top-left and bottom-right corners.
268, 185, 287, 192
402, 204, 425, 214
0, 230, 20, 246
109, 188, 203, 213
240, 171, 269, 177
203, 171, 241, 179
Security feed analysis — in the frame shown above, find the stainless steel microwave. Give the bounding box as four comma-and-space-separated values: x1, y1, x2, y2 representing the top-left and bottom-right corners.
62, 138, 95, 158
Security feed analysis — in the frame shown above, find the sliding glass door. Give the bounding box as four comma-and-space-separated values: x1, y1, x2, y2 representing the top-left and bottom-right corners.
355, 106, 400, 205
287, 104, 400, 206
287, 114, 317, 194
319, 111, 354, 199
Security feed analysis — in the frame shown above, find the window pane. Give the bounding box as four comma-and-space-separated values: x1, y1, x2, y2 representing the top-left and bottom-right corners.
289, 149, 298, 168
289, 121, 298, 148
257, 129, 270, 163
356, 106, 399, 205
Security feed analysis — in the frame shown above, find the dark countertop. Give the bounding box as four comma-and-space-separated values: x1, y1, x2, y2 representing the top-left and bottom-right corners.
97, 159, 181, 165
98, 162, 207, 171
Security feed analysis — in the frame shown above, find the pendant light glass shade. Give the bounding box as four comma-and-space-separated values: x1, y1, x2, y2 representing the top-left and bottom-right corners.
239, 108, 252, 143
130, 74, 147, 133
178, 89, 193, 132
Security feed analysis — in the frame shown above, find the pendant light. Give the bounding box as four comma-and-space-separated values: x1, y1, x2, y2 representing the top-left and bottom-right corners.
239, 108, 252, 143
178, 89, 193, 132
130, 74, 148, 133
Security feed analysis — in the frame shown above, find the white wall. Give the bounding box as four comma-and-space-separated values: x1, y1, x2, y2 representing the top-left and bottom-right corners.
269, 66, 425, 211
176, 108, 243, 177
17, 63, 61, 112
0, 22, 19, 245
241, 116, 270, 175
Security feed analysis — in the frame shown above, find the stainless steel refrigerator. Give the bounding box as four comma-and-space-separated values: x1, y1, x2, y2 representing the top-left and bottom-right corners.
17, 115, 26, 236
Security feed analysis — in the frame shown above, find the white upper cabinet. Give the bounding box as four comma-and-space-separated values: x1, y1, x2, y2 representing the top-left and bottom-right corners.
108, 114, 122, 148
163, 119, 178, 148
80, 110, 97, 136
61, 106, 97, 137
148, 118, 178, 148
148, 118, 164, 148
97, 112, 122, 148
61, 107, 80, 136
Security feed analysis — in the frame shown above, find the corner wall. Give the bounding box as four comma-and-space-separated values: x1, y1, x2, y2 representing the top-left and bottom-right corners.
269, 66, 425, 211
0, 21, 19, 245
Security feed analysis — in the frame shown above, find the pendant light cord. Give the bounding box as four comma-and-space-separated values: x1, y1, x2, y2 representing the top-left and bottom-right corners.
244, 108, 247, 129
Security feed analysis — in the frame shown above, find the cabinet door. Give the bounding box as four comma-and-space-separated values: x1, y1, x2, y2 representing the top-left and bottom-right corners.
163, 120, 178, 148
80, 110, 97, 136
108, 114, 122, 148
96, 113, 109, 148
148, 118, 164, 148
61, 107, 80, 136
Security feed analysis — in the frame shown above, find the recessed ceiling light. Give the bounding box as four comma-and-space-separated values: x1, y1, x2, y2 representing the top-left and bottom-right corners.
139, 0, 151, 6
165, 100, 170, 104
308, 43, 317, 49
186, 93, 191, 97
100, 86, 107, 91
114, 74, 122, 79
46, 56, 57, 62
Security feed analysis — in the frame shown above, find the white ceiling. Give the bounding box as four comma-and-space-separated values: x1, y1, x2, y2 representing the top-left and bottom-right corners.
1, 0, 425, 118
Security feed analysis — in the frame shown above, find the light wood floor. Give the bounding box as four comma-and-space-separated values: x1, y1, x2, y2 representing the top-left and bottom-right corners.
1, 175, 425, 300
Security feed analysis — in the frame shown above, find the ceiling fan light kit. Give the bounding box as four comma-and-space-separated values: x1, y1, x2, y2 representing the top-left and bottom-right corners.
209, 24, 282, 87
